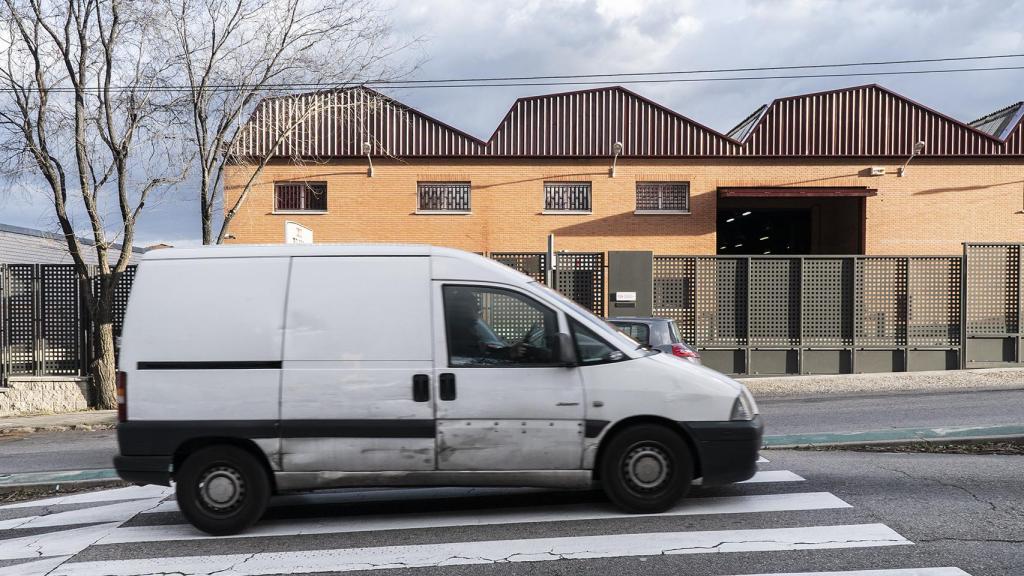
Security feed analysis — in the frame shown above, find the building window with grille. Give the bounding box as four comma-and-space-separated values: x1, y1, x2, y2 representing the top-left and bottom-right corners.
544, 182, 591, 213
417, 182, 471, 213
274, 182, 327, 212
635, 181, 690, 214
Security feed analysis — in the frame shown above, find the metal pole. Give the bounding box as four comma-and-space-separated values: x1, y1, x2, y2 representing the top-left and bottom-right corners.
960, 244, 968, 370
545, 234, 555, 287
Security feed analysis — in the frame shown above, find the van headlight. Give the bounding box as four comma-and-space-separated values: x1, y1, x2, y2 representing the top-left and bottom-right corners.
730, 389, 757, 421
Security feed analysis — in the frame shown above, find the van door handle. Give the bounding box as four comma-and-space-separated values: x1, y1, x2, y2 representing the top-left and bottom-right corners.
412, 374, 430, 402
439, 373, 456, 401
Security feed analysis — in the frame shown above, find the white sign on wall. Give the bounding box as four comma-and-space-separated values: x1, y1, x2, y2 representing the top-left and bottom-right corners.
284, 221, 313, 244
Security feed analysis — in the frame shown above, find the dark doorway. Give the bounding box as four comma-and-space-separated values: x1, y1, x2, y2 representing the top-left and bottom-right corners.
717, 196, 864, 255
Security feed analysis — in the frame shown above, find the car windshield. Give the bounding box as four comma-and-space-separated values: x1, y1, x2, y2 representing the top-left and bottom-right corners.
532, 283, 655, 355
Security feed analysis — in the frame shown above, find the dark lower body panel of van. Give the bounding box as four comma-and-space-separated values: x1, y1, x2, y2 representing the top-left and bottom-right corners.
682, 416, 763, 485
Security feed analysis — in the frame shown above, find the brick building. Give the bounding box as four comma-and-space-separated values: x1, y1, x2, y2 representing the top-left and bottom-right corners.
223, 84, 1024, 256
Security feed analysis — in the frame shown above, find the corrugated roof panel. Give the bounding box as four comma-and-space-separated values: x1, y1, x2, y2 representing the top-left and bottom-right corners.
231, 84, 1024, 158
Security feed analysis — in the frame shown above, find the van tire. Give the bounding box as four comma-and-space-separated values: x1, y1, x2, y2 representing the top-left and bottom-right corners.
175, 445, 270, 536
599, 424, 693, 513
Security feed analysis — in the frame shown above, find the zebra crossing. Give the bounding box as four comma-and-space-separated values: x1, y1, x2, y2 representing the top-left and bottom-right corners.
0, 458, 972, 576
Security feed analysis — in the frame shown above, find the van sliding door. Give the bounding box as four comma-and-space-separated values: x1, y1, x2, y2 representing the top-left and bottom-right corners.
280, 256, 435, 473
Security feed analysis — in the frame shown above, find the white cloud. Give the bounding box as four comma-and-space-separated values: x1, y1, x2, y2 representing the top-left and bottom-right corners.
5, 0, 1024, 244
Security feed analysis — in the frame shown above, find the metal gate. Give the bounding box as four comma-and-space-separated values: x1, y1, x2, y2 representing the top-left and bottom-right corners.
652, 255, 963, 375
1, 264, 136, 383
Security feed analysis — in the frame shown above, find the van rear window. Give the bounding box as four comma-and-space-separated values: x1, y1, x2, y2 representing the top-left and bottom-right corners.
611, 322, 650, 346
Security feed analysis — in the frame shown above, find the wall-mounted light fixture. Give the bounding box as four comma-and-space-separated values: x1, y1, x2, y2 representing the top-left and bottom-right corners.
362, 141, 374, 177
897, 140, 926, 177
610, 141, 623, 177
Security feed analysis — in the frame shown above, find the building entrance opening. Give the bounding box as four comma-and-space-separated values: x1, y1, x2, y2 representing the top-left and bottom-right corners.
716, 188, 872, 255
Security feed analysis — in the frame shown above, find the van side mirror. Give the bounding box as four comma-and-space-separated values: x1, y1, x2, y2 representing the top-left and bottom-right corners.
556, 332, 577, 366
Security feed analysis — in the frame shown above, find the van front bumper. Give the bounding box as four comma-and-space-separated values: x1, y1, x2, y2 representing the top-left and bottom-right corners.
683, 416, 764, 485
113, 455, 172, 486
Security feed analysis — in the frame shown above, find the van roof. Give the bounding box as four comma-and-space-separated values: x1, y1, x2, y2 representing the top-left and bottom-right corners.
143, 243, 441, 260
141, 243, 537, 285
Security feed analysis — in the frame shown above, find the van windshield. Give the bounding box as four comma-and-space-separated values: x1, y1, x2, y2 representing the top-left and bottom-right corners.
532, 282, 655, 355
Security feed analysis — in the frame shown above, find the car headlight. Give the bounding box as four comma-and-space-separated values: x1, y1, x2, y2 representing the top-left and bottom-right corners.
730, 389, 757, 421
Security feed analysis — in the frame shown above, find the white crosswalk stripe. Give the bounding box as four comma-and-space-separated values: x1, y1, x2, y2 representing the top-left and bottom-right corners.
733, 565, 970, 569
136, 470, 804, 516
0, 466, 973, 576
50, 524, 912, 576
0, 484, 171, 510
104, 491, 851, 544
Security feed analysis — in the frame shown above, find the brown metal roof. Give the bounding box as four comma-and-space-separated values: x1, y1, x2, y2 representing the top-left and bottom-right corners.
230, 84, 1024, 159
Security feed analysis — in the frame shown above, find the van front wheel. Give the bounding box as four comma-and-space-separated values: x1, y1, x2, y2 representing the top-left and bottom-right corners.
176, 445, 270, 536
599, 424, 693, 513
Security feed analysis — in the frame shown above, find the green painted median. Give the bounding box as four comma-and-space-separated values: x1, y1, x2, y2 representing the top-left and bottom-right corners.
0, 468, 118, 487
764, 424, 1024, 447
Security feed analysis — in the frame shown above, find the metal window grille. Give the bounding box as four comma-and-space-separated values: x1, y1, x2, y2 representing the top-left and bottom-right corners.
274, 182, 327, 212
418, 182, 471, 212
544, 182, 591, 212
636, 182, 689, 211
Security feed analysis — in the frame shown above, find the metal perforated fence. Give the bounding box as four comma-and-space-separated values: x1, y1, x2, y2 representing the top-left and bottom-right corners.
3, 245, 1020, 385
652, 255, 965, 375
490, 252, 605, 316
1, 264, 136, 382
964, 243, 1022, 367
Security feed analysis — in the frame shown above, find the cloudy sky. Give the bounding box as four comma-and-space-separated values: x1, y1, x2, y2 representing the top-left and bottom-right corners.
3, 0, 1024, 246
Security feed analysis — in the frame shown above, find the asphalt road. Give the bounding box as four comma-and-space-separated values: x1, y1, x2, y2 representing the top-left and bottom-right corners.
0, 429, 116, 474
1, 388, 1022, 475
0, 448, 1019, 575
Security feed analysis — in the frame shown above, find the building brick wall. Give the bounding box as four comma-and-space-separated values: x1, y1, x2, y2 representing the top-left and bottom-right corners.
224, 157, 1024, 256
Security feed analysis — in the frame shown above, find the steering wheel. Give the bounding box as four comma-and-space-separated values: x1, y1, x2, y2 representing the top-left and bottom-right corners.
521, 322, 545, 347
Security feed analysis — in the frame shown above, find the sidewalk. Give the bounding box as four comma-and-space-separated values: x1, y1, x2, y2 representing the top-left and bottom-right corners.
0, 410, 116, 435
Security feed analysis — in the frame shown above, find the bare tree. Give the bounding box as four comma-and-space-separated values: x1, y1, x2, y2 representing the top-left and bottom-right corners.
163, 0, 410, 244
0, 0, 184, 408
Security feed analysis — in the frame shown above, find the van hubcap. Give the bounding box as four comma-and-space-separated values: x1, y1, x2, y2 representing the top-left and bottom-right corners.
198, 466, 245, 512
623, 444, 671, 491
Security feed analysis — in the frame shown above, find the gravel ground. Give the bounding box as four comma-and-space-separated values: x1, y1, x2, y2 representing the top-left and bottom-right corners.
807, 439, 1024, 456
742, 367, 1024, 399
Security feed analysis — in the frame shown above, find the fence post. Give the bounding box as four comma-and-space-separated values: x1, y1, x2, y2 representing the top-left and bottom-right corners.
960, 243, 968, 369
0, 264, 6, 386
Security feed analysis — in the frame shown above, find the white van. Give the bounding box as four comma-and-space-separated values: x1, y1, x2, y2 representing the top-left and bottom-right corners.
114, 245, 761, 535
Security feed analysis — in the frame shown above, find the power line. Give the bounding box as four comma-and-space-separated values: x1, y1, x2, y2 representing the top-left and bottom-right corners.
2, 55, 1024, 93
375, 65, 1024, 90
363, 52, 1024, 85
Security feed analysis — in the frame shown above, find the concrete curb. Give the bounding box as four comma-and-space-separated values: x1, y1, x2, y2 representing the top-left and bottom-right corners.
741, 367, 1024, 399
0, 423, 116, 436
763, 424, 1024, 449
0, 410, 117, 436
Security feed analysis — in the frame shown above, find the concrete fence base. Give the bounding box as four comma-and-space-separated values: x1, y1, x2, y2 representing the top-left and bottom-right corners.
741, 367, 1024, 399
0, 376, 90, 417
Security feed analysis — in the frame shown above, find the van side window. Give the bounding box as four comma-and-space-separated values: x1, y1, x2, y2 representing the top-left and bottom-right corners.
570, 319, 626, 365
443, 285, 558, 367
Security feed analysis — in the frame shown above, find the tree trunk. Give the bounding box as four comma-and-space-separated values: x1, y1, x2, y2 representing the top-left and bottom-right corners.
92, 320, 118, 410
89, 274, 119, 411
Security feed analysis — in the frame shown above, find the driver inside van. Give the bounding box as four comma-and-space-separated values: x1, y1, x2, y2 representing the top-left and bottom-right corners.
445, 287, 550, 364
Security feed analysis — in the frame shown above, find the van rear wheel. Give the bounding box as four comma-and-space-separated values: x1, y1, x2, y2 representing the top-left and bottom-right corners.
599, 424, 693, 514
176, 445, 270, 536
